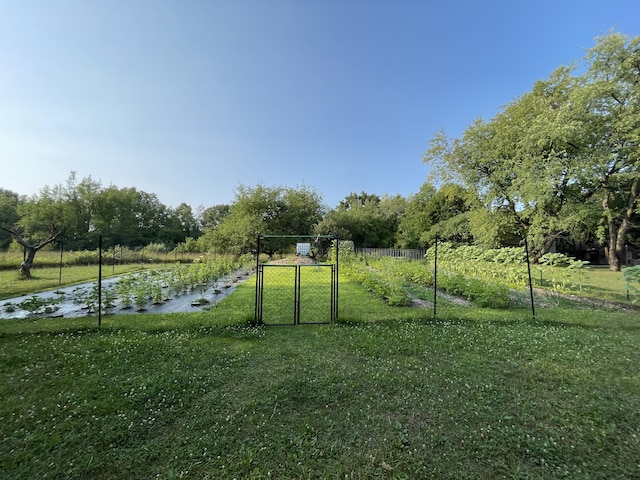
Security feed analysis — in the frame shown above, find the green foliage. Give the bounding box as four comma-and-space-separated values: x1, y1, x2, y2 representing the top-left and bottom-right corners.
567, 259, 591, 291
340, 257, 410, 306
423, 32, 640, 266
622, 265, 640, 304
539, 252, 573, 267
396, 183, 474, 248
316, 191, 405, 248
6, 172, 200, 253
0, 188, 20, 250
373, 256, 511, 309
201, 184, 324, 255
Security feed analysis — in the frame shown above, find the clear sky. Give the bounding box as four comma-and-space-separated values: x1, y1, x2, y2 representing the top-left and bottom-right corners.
1, 0, 639, 210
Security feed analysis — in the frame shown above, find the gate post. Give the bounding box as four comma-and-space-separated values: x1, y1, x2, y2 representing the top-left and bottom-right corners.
295, 265, 300, 325
254, 234, 262, 324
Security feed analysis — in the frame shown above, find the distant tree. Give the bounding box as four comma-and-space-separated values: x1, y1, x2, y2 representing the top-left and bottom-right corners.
162, 203, 202, 247
5, 181, 71, 277
315, 192, 404, 247
396, 183, 473, 248
0, 188, 21, 250
337, 191, 381, 211
201, 184, 324, 255
8, 172, 198, 254
199, 204, 231, 230
0, 222, 61, 279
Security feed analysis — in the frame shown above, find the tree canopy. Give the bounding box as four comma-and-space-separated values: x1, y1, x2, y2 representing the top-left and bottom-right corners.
198, 184, 325, 255
2, 173, 202, 253
314, 192, 406, 248
424, 32, 640, 269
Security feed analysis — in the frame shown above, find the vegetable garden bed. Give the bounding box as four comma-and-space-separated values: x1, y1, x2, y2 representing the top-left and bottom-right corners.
0, 258, 254, 320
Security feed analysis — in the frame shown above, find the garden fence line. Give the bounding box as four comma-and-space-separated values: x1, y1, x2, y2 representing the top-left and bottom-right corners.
355, 248, 427, 261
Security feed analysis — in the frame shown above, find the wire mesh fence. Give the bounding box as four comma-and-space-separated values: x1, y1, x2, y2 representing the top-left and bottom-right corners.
256, 263, 336, 325
298, 264, 335, 324
254, 234, 339, 325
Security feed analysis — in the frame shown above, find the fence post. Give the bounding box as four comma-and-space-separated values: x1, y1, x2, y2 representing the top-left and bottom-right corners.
98, 235, 103, 327
524, 236, 535, 321
254, 234, 261, 324
433, 235, 438, 321
58, 241, 64, 285
335, 236, 339, 322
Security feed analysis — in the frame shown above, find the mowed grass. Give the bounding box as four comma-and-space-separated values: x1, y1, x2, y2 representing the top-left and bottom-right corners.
1, 276, 640, 479
533, 264, 636, 304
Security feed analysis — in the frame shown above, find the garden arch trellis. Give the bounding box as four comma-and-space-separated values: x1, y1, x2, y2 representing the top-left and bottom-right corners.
254, 234, 339, 325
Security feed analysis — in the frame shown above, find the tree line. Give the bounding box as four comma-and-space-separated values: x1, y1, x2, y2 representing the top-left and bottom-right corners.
1, 32, 638, 273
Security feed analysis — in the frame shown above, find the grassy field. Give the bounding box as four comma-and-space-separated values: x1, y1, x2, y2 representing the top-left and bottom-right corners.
532, 264, 635, 304
0, 248, 206, 271
1, 274, 639, 479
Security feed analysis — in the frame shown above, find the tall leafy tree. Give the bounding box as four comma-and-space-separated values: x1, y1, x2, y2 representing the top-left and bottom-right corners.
7, 173, 198, 256
579, 32, 640, 270
396, 183, 473, 248
315, 192, 404, 248
425, 65, 587, 259
166, 203, 202, 245
424, 32, 640, 269
1, 187, 63, 278
199, 204, 231, 230
201, 184, 324, 255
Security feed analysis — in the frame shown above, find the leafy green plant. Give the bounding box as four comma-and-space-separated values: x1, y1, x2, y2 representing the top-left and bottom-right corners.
134, 280, 149, 311
116, 276, 135, 309
539, 252, 573, 267
85, 283, 100, 312
567, 259, 591, 291
19, 295, 50, 313
341, 260, 410, 306
102, 285, 117, 314
622, 265, 640, 304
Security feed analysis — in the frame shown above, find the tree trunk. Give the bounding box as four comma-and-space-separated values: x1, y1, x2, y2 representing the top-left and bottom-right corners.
607, 224, 622, 271
0, 224, 61, 279
531, 233, 559, 263
603, 177, 639, 272
19, 247, 37, 279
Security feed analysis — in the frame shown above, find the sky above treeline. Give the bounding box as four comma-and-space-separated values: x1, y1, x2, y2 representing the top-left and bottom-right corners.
1, 0, 639, 210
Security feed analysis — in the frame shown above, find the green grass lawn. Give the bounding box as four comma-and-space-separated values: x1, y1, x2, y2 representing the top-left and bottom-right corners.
532, 264, 637, 304
1, 276, 639, 479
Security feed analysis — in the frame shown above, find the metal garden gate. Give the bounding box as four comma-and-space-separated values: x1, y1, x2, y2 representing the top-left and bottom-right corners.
254, 235, 339, 325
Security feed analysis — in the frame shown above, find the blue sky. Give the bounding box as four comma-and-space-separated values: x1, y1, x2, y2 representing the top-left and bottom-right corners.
1, 0, 639, 210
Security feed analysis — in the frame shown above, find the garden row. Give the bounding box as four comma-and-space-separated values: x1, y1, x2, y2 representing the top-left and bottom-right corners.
1, 255, 254, 318
426, 242, 640, 302
348, 242, 640, 306
340, 254, 511, 309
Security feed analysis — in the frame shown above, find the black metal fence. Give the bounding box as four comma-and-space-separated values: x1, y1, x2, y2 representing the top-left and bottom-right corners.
254, 234, 338, 325
255, 263, 336, 325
